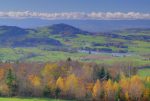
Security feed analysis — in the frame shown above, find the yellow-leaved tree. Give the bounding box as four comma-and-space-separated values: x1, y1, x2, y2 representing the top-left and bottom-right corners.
65, 74, 86, 99
120, 75, 145, 101
129, 75, 144, 101
104, 79, 115, 101
92, 79, 101, 100
119, 74, 130, 101
28, 74, 42, 96
28, 74, 41, 87
56, 77, 64, 90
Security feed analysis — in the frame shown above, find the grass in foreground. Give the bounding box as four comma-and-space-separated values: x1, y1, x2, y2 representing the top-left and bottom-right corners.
0, 97, 72, 101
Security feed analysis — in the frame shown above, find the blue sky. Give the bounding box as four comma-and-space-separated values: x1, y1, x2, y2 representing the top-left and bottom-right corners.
0, 0, 149, 28
0, 0, 149, 13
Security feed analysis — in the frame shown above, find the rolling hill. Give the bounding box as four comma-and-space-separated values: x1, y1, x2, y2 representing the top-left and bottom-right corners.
0, 23, 149, 63
0, 23, 149, 54
0, 24, 90, 47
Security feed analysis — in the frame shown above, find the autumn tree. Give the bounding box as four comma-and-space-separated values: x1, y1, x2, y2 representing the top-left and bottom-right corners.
0, 68, 4, 80
42, 63, 69, 80
42, 63, 58, 79
56, 77, 64, 98
119, 75, 130, 101
0, 60, 147, 100
129, 75, 145, 100
65, 74, 86, 99
65, 74, 79, 97
28, 74, 42, 96
119, 75, 145, 101
103, 79, 120, 101
0, 83, 9, 96
113, 82, 120, 101
104, 79, 114, 101
82, 64, 94, 82
92, 80, 102, 100
56, 77, 64, 90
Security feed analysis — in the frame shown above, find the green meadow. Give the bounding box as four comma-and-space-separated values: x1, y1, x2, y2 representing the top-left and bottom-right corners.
138, 68, 150, 77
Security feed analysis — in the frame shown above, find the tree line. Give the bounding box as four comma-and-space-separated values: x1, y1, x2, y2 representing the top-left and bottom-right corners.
0, 60, 149, 101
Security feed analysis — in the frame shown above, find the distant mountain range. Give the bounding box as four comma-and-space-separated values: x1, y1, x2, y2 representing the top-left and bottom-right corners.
0, 19, 150, 32
0, 24, 90, 47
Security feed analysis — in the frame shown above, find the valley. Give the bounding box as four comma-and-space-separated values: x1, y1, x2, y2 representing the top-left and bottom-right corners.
0, 24, 149, 67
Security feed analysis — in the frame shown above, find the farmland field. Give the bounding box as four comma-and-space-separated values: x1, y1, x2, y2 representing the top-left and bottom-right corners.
138, 68, 150, 77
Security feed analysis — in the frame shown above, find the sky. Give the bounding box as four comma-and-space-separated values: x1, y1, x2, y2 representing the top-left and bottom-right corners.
0, 0, 149, 13
0, 0, 149, 20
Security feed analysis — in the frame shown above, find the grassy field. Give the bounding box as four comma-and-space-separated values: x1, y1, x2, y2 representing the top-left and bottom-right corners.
0, 48, 87, 62
0, 47, 150, 67
50, 34, 150, 54
138, 68, 150, 77
0, 97, 72, 101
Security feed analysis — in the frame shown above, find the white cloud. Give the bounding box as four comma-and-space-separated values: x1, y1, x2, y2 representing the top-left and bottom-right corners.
0, 11, 149, 20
